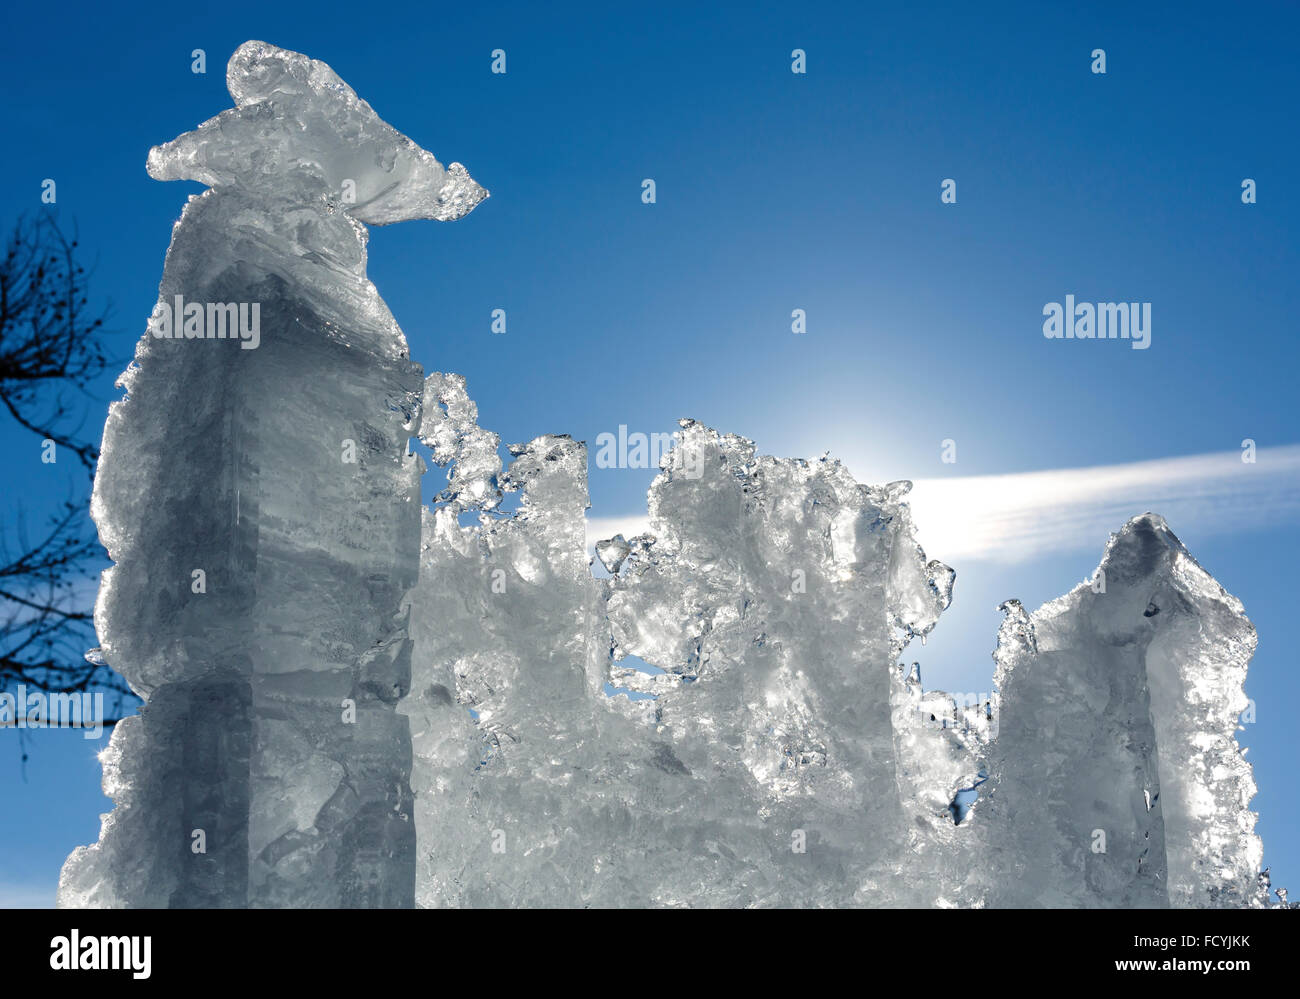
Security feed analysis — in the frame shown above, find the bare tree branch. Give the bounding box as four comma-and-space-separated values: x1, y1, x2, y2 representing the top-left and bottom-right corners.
0, 213, 135, 723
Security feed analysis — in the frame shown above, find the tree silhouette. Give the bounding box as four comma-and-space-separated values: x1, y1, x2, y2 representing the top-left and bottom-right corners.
0, 213, 132, 721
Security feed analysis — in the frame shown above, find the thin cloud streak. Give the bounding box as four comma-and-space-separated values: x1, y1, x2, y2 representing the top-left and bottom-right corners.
586, 446, 1300, 565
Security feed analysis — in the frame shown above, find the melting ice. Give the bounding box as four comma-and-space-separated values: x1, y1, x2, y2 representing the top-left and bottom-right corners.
59, 41, 1279, 909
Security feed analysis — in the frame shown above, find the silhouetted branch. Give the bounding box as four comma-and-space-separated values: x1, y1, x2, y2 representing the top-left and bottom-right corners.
0, 213, 134, 720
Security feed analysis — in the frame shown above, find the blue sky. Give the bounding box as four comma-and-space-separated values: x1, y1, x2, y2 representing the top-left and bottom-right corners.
1, 0, 1296, 905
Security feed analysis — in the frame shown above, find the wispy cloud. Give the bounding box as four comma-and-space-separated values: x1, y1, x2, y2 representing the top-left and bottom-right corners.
586, 446, 1300, 565
909, 445, 1300, 563
585, 513, 652, 552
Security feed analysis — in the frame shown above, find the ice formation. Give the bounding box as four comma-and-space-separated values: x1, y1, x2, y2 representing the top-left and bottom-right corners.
60, 40, 1278, 909
399, 397, 1267, 908
58, 41, 484, 907
982, 515, 1265, 908
401, 400, 972, 906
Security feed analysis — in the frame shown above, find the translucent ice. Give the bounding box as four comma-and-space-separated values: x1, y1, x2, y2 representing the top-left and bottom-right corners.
599, 422, 970, 905
400, 373, 618, 905
401, 413, 1271, 907
59, 42, 484, 908
982, 515, 1266, 907
403, 407, 970, 906
60, 40, 1277, 911
147, 40, 486, 225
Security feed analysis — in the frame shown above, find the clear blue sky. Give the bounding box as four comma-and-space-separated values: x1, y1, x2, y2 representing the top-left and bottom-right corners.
1, 0, 1296, 905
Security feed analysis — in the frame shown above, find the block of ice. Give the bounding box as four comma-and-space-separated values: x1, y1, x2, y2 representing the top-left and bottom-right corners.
59, 41, 484, 908
982, 515, 1266, 907
401, 372, 624, 905
59, 39, 1279, 911
402, 407, 972, 906
599, 421, 977, 906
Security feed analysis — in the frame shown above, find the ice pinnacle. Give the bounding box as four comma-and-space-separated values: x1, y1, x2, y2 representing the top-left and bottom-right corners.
58, 41, 485, 908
